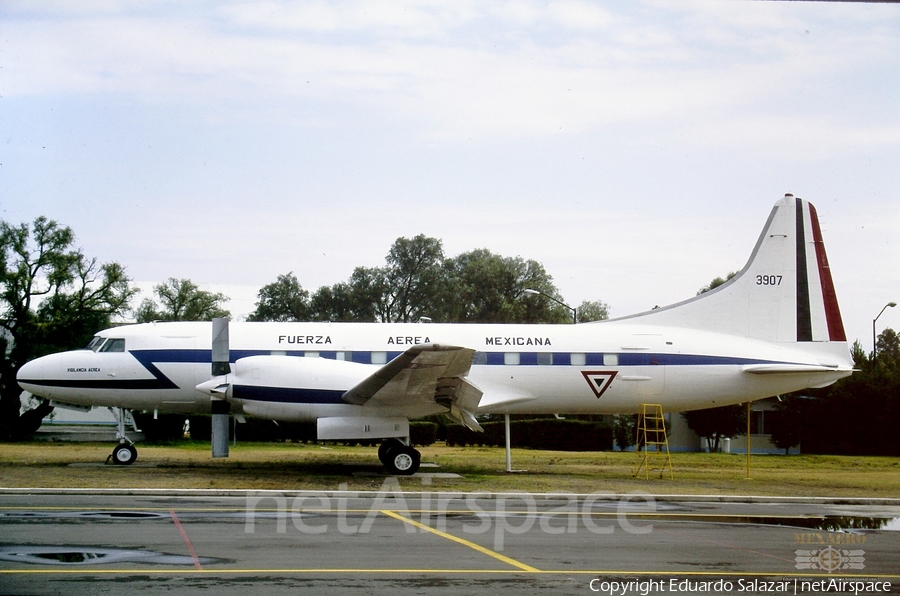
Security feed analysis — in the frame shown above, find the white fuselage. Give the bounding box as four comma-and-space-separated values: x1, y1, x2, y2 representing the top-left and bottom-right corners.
17, 320, 852, 421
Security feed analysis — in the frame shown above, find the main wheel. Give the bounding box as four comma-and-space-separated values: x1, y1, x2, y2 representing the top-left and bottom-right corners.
385, 445, 420, 476
378, 438, 404, 466
112, 443, 137, 465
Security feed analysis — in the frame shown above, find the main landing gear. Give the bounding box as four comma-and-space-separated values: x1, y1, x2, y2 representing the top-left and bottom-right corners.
106, 407, 139, 465
378, 438, 421, 475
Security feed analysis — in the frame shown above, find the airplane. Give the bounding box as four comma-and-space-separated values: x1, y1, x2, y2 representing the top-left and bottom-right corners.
16, 195, 853, 474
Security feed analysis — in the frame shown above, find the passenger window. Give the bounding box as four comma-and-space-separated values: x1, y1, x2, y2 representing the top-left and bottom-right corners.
570, 353, 586, 366
99, 338, 125, 352
537, 352, 552, 366
371, 351, 387, 365
473, 352, 487, 365
504, 352, 520, 365
603, 354, 618, 366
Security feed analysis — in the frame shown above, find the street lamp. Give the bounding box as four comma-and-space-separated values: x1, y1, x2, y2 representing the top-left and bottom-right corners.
873, 301, 897, 367
523, 288, 577, 324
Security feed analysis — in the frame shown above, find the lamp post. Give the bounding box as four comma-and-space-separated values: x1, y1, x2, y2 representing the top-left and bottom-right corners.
523, 288, 577, 324
873, 302, 897, 368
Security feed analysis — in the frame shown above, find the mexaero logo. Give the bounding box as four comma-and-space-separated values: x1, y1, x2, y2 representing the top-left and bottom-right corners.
581, 371, 618, 398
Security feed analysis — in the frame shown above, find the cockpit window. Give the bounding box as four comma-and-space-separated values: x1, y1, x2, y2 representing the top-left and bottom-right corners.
99, 338, 126, 353
86, 336, 105, 352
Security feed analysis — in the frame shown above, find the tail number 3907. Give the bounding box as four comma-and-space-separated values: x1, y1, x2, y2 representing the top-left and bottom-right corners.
756, 275, 782, 286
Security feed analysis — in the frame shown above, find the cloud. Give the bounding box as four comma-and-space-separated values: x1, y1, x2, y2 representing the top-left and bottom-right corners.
4, 0, 897, 157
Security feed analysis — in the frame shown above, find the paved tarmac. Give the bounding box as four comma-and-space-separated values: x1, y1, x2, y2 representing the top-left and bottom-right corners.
1, 487, 898, 595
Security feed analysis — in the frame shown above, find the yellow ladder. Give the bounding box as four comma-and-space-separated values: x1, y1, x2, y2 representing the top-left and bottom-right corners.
633, 403, 673, 479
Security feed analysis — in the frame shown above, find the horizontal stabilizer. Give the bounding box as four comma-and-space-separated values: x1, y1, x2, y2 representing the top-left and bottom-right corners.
742, 364, 847, 375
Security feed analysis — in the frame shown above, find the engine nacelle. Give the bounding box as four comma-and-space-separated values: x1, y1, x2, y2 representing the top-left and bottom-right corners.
231, 354, 369, 393
222, 355, 373, 420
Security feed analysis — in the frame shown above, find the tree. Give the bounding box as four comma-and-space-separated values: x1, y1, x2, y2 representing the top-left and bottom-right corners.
875, 327, 900, 373
134, 278, 229, 322
697, 271, 738, 295
850, 339, 868, 370
785, 327, 900, 456
612, 414, 636, 450
382, 234, 445, 323
440, 249, 568, 323
0, 216, 135, 439
307, 267, 390, 323
577, 299, 610, 323
767, 396, 808, 455
682, 404, 746, 452
263, 236, 593, 326
310, 281, 357, 322
33, 259, 134, 356
247, 272, 309, 322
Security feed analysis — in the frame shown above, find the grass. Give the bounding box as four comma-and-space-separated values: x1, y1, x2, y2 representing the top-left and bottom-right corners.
1, 440, 899, 498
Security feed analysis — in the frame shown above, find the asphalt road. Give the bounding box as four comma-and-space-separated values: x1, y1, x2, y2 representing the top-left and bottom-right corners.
1, 488, 898, 595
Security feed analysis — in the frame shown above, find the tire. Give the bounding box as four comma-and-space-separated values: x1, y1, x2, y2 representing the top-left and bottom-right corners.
112, 443, 137, 465
385, 445, 420, 476
378, 439, 404, 466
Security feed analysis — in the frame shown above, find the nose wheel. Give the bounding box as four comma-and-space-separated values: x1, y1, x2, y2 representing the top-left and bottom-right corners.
111, 443, 138, 465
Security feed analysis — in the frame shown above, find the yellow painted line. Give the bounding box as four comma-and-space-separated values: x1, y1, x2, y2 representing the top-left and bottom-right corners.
0, 568, 897, 578
379, 509, 540, 573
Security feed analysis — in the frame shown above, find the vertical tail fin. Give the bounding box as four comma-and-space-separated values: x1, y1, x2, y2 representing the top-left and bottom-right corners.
612, 195, 846, 345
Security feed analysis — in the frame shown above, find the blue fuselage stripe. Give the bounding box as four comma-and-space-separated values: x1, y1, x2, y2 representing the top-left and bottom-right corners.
20, 349, 801, 405
128, 349, 781, 368
233, 386, 345, 405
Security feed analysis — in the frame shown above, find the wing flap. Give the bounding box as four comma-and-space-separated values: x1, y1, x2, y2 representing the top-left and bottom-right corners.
341, 344, 483, 431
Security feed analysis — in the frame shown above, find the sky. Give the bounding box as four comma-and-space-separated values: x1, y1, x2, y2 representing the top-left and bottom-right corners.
2, 1, 898, 349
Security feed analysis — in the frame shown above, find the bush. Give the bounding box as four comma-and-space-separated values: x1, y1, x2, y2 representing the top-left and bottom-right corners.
133, 412, 187, 442
188, 416, 317, 443
410, 421, 438, 446
187, 415, 615, 451
446, 418, 613, 451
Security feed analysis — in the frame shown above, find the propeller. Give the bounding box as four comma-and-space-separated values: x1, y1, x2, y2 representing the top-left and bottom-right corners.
210, 317, 231, 458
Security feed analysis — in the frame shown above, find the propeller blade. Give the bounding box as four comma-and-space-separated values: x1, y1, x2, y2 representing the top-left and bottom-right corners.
211, 399, 230, 458
210, 317, 231, 458
211, 317, 231, 376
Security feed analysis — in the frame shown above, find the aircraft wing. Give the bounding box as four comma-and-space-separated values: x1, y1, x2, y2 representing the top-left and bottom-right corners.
341, 344, 483, 431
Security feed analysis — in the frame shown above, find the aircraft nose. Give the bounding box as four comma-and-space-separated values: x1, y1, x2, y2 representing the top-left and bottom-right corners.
16, 357, 46, 393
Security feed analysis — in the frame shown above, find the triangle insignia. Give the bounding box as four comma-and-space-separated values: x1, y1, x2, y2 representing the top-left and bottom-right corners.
581, 371, 618, 399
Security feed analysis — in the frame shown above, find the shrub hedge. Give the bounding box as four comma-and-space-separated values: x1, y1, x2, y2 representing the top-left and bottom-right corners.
446, 419, 614, 451
186, 416, 610, 451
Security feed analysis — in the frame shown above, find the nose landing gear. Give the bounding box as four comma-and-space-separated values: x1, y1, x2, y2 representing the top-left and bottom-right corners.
106, 407, 140, 465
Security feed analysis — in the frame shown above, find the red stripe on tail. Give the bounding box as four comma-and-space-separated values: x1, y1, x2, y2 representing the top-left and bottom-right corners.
808, 203, 846, 341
